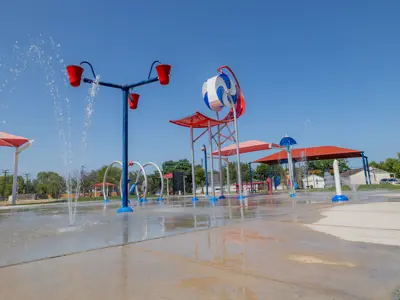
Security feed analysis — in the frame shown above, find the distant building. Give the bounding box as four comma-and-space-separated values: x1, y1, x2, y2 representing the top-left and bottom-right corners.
341, 167, 394, 185
302, 175, 325, 189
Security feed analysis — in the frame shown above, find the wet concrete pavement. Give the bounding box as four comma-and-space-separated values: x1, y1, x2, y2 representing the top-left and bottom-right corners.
0, 193, 399, 299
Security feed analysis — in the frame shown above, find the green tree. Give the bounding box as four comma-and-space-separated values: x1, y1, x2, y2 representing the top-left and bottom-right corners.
0, 175, 13, 198
162, 159, 193, 193
253, 164, 272, 181
370, 153, 400, 178
307, 159, 350, 174
162, 159, 192, 175
34, 172, 66, 198
222, 162, 236, 183
17, 176, 25, 194
194, 165, 205, 192
222, 162, 251, 184
80, 170, 98, 196
241, 162, 250, 183
97, 165, 121, 185
145, 172, 162, 195
0, 175, 28, 198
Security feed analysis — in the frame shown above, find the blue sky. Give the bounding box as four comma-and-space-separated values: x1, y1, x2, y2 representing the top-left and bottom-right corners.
0, 0, 400, 176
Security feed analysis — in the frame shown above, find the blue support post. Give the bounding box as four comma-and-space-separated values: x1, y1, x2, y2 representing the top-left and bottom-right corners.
365, 156, 371, 184
190, 126, 198, 202
248, 163, 253, 193
117, 88, 134, 213
203, 145, 209, 197
361, 151, 368, 185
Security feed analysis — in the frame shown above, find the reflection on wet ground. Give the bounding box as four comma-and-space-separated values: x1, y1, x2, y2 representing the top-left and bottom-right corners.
0, 192, 395, 267
0, 192, 400, 299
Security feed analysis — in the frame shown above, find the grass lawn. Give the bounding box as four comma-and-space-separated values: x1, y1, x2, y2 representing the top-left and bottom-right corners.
0, 195, 162, 207
357, 184, 400, 191
307, 184, 400, 192
307, 186, 350, 192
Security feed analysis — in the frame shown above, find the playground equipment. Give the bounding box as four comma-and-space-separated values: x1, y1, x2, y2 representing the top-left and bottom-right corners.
170, 65, 247, 204
102, 161, 124, 203
137, 161, 164, 202
280, 135, 297, 197
332, 159, 349, 202
67, 60, 171, 213
102, 160, 164, 204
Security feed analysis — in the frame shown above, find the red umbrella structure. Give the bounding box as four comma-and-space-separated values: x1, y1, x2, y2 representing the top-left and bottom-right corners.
0, 132, 34, 205
0, 132, 29, 147
212, 140, 282, 157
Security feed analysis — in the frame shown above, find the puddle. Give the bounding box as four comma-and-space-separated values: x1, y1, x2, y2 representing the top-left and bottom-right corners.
288, 254, 356, 267
178, 276, 258, 300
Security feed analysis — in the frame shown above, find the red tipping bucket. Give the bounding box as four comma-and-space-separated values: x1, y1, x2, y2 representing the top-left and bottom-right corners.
155, 64, 171, 85
66, 65, 84, 87
128, 93, 140, 110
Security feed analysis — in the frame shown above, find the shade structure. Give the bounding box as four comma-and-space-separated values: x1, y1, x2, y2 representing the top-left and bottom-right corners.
0, 132, 29, 148
212, 140, 282, 157
0, 132, 33, 205
170, 111, 227, 129
254, 146, 363, 165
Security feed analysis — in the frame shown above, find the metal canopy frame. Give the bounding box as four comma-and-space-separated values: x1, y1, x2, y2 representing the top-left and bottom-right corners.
171, 113, 243, 202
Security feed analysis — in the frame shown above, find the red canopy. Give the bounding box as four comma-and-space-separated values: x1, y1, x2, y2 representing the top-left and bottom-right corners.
0, 132, 29, 148
212, 140, 282, 156
254, 146, 363, 165
170, 111, 227, 129
93, 182, 116, 187
163, 173, 173, 179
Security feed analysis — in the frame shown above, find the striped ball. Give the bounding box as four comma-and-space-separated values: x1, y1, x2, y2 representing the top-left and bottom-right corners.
202, 73, 238, 112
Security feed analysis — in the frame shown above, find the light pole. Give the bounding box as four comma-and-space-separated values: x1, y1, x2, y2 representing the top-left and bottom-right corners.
248, 163, 253, 193
80, 166, 85, 197
183, 175, 187, 195
201, 144, 209, 197
22, 173, 31, 194
67, 61, 171, 213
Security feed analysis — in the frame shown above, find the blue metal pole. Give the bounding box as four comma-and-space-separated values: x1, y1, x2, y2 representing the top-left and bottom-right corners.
203, 145, 209, 197
190, 126, 198, 202
117, 88, 133, 213
361, 151, 368, 185
365, 156, 371, 184
248, 163, 253, 193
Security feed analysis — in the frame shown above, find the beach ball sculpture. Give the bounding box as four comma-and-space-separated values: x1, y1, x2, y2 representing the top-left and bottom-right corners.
202, 73, 238, 112
201, 65, 246, 120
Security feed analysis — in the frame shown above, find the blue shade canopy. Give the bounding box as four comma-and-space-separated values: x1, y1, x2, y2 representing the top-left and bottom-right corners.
279, 136, 297, 147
